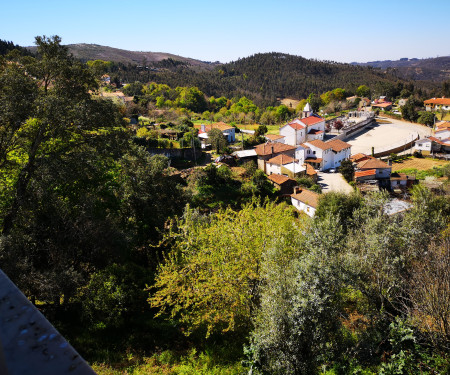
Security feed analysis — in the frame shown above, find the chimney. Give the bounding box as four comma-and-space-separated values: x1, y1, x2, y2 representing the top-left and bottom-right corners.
271, 145, 274, 155
294, 186, 302, 194
201, 124, 206, 132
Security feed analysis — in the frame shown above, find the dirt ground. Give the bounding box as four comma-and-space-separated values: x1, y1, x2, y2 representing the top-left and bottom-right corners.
392, 157, 449, 171
280, 98, 300, 109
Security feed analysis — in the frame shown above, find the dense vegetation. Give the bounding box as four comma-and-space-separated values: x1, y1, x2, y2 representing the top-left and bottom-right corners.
1, 36, 449, 374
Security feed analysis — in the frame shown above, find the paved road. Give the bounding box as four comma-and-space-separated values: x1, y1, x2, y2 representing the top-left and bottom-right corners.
317, 172, 353, 194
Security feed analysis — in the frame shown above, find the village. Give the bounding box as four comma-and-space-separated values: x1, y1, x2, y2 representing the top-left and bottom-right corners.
187, 96, 450, 217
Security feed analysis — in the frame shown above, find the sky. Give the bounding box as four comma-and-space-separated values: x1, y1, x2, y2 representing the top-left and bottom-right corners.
1, 0, 449, 64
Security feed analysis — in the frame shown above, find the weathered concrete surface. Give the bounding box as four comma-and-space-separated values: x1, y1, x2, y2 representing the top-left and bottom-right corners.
317, 172, 354, 194
0, 270, 96, 375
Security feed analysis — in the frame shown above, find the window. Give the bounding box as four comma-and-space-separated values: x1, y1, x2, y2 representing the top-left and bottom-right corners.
313, 151, 316, 154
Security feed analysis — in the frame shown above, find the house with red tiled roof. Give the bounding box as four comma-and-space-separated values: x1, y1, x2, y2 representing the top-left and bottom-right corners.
424, 97, 450, 112
266, 154, 306, 178
279, 114, 326, 146
291, 187, 320, 217
254, 142, 297, 173
415, 136, 450, 154
267, 174, 297, 195
265, 134, 285, 143
372, 102, 393, 111
435, 121, 450, 140
349, 153, 374, 163
356, 158, 392, 179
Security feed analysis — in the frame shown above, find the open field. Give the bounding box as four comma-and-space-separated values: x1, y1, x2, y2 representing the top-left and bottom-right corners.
392, 157, 449, 172
280, 98, 300, 109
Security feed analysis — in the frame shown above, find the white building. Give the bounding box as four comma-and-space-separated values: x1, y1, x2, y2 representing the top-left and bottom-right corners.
290, 187, 320, 217
279, 112, 326, 146
303, 139, 352, 171
198, 122, 236, 143
266, 154, 305, 178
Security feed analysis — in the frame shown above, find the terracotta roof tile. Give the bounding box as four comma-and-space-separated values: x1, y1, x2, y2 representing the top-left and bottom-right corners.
350, 153, 373, 163
291, 189, 320, 208
424, 98, 450, 106
305, 164, 317, 176
357, 158, 391, 170
300, 115, 324, 126
265, 134, 285, 140
195, 122, 233, 131
267, 154, 297, 165
355, 169, 377, 178
268, 174, 295, 185
306, 139, 332, 150
254, 142, 296, 156
326, 139, 352, 152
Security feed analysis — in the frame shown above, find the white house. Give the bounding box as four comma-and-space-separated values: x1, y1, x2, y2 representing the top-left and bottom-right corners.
279, 114, 326, 146
415, 138, 434, 153
290, 187, 320, 217
435, 121, 450, 140
198, 122, 236, 143
424, 97, 450, 112
356, 158, 392, 179
266, 154, 305, 178
303, 139, 352, 171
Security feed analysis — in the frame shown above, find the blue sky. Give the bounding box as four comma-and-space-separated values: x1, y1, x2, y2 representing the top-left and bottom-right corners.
1, 0, 449, 63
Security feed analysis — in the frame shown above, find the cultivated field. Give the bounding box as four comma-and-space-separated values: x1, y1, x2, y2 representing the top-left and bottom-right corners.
280, 98, 300, 109
392, 157, 449, 171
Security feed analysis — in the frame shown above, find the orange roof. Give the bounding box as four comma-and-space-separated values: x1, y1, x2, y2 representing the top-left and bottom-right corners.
429, 136, 450, 146
306, 139, 332, 150
350, 153, 373, 163
285, 119, 306, 130
357, 158, 391, 170
436, 121, 450, 131
291, 189, 320, 208
268, 174, 295, 185
305, 158, 323, 163
305, 164, 317, 176
301, 115, 324, 126
255, 142, 296, 156
372, 102, 392, 108
424, 98, 450, 106
267, 154, 297, 165
355, 169, 376, 178
326, 139, 352, 152
265, 134, 285, 140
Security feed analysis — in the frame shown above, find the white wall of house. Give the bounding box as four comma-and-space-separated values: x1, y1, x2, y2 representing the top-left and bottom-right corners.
291, 197, 316, 217
266, 163, 282, 176
415, 139, 432, 152
305, 122, 325, 142
280, 124, 305, 146
375, 168, 392, 179
332, 148, 351, 168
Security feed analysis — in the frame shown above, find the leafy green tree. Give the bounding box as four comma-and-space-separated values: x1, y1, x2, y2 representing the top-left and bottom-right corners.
339, 159, 354, 182
356, 85, 370, 98
123, 81, 144, 96
250, 215, 345, 375
254, 125, 268, 137
417, 111, 435, 126
150, 201, 304, 337
401, 96, 421, 122
307, 93, 322, 112
208, 127, 227, 153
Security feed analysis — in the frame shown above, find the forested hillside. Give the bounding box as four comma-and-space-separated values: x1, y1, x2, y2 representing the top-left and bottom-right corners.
353, 56, 450, 82
98, 52, 415, 106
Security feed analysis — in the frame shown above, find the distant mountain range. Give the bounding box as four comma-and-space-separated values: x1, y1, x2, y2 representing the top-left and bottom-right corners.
352, 56, 450, 81
26, 43, 219, 70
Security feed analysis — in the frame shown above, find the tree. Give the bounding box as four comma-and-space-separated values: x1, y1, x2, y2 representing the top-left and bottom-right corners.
307, 93, 322, 112
150, 201, 305, 338
356, 85, 370, 98
254, 125, 268, 137
417, 111, 435, 126
208, 127, 227, 153
334, 120, 343, 133
339, 159, 354, 182
401, 96, 420, 122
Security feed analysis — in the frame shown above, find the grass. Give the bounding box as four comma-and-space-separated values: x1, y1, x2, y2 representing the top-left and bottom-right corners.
93, 349, 245, 375
392, 157, 449, 172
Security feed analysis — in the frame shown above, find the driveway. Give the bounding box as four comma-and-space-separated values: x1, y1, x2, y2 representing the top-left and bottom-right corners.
317, 172, 353, 194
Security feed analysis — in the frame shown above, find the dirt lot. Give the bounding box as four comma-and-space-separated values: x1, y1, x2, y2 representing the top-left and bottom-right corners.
392, 157, 449, 171
280, 98, 300, 109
